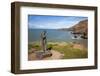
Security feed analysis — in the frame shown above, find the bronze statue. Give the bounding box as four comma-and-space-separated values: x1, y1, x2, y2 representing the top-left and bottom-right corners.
35, 30, 52, 59
41, 31, 47, 53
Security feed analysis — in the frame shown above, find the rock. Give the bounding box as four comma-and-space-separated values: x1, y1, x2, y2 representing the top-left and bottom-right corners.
35, 51, 52, 59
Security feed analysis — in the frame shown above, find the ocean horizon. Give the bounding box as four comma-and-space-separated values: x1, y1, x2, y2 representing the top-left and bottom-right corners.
28, 29, 87, 48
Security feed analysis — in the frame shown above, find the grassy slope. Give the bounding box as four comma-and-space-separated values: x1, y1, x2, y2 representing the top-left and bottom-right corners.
52, 43, 87, 59
28, 42, 88, 59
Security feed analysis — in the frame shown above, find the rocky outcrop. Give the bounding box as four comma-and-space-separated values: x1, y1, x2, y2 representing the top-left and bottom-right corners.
69, 19, 88, 39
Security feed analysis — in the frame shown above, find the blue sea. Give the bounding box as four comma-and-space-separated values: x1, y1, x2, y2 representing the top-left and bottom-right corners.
28, 29, 87, 47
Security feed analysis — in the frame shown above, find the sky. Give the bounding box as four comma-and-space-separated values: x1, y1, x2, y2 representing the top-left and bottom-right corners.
28, 15, 88, 29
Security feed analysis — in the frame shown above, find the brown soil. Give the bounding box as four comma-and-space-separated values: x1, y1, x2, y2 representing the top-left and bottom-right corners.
28, 50, 63, 61
73, 44, 84, 50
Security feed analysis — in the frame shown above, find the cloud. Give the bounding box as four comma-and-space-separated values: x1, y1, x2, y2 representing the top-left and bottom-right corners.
28, 15, 87, 29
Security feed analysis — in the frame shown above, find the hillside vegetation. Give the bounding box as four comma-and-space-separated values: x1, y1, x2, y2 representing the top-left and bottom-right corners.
68, 19, 88, 39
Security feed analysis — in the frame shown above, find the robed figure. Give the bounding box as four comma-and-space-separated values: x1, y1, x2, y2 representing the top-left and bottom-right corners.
41, 31, 47, 53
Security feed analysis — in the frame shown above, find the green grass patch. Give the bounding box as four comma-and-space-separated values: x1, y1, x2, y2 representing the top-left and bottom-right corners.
28, 42, 88, 59
53, 43, 87, 59
28, 42, 41, 51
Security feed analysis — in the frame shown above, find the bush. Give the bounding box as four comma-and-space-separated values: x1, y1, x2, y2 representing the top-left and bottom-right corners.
28, 44, 33, 50
47, 44, 53, 50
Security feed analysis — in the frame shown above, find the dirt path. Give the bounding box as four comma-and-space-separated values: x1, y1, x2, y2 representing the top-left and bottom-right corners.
28, 50, 63, 60
44, 50, 64, 60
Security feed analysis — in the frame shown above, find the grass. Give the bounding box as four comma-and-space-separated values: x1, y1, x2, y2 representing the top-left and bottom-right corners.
53, 45, 87, 59
28, 42, 41, 51
28, 42, 88, 59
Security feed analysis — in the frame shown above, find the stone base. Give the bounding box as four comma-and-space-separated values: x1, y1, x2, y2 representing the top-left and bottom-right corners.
35, 51, 52, 59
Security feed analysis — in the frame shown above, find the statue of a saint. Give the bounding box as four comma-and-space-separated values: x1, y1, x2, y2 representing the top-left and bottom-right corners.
41, 31, 47, 53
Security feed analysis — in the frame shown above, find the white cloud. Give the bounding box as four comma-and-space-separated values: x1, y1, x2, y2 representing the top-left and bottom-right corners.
28, 16, 87, 29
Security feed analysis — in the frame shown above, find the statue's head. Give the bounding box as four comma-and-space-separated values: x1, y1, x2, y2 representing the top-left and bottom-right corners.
43, 30, 46, 34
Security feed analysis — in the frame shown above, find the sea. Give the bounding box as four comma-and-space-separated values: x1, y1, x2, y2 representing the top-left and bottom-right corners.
28, 29, 87, 47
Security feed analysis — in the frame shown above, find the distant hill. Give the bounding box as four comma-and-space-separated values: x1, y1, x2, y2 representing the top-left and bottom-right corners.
69, 20, 88, 32
69, 19, 88, 39
59, 19, 88, 39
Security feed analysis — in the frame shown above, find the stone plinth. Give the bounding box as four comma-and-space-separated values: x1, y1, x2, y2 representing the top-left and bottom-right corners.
35, 51, 52, 59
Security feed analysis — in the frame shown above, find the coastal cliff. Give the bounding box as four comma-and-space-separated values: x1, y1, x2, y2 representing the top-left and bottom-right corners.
70, 19, 88, 39
70, 20, 87, 32
59, 19, 88, 39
